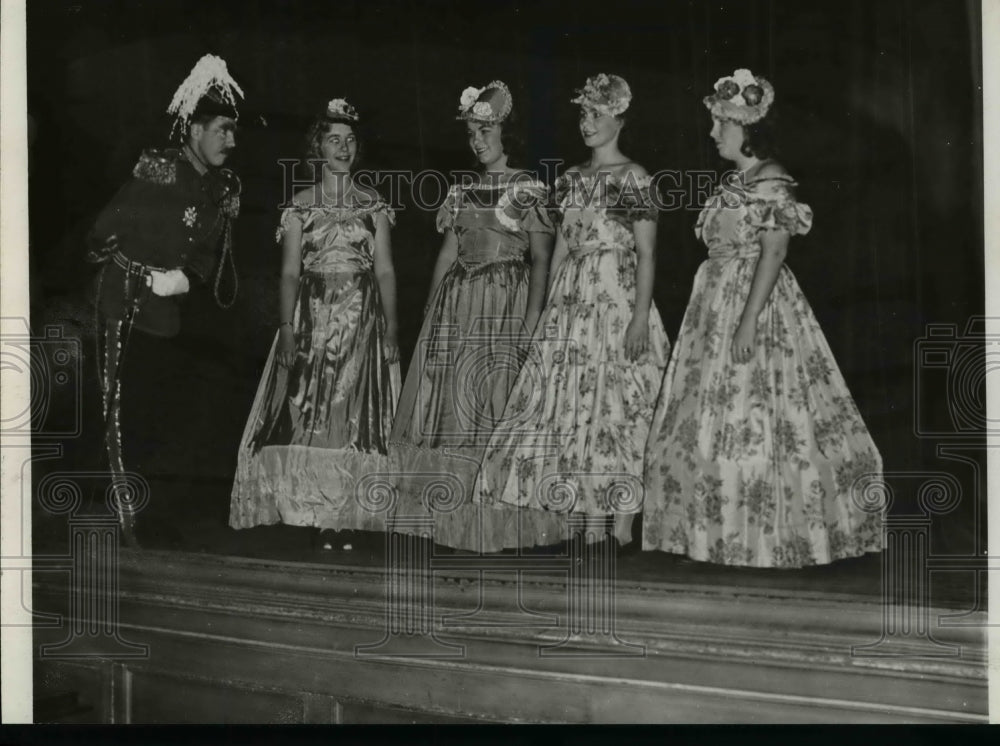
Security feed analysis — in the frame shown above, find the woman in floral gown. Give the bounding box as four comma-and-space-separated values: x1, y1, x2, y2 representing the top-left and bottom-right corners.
230, 99, 400, 545
642, 70, 883, 568
475, 74, 670, 549
388, 81, 562, 552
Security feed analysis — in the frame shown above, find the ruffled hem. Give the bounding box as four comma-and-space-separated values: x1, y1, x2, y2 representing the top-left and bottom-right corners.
229, 444, 392, 531
384, 440, 634, 549
643, 530, 883, 569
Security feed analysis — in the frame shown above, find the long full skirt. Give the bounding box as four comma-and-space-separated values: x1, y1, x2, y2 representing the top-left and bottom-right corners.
642, 258, 884, 567
389, 258, 568, 551
230, 269, 399, 530
475, 246, 670, 546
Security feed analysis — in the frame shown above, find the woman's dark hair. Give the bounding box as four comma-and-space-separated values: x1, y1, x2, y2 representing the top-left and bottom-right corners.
497, 108, 526, 169
739, 110, 778, 160
305, 115, 364, 172
466, 109, 526, 170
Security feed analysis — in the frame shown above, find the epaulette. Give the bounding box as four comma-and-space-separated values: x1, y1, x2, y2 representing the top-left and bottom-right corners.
132, 148, 182, 185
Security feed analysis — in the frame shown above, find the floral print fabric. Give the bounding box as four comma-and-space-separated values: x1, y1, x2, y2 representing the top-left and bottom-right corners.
642, 175, 884, 567
474, 173, 670, 545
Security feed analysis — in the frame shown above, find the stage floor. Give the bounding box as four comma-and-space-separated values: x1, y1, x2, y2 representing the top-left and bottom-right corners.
32, 473, 980, 612
28, 307, 985, 615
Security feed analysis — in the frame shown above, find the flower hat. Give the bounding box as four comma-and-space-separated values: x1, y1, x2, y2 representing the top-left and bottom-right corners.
325, 97, 360, 122
570, 73, 632, 117
703, 68, 775, 124
456, 80, 514, 124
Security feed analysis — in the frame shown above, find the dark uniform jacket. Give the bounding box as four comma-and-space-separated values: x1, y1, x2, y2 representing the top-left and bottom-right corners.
88, 148, 240, 337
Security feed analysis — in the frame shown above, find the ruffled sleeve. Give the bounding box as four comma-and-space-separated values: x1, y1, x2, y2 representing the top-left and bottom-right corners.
504, 180, 555, 234
616, 174, 659, 223
435, 185, 461, 233
745, 176, 813, 237
275, 206, 309, 243
553, 174, 574, 208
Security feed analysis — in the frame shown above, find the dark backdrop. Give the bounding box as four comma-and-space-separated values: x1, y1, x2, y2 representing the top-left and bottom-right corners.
27, 0, 985, 555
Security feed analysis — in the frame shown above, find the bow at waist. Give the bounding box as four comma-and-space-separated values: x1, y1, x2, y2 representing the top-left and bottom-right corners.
456, 254, 527, 270
706, 245, 762, 260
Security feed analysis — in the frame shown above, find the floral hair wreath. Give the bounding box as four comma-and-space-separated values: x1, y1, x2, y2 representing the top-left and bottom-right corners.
167, 54, 244, 138
704, 68, 775, 125
456, 80, 514, 124
570, 73, 632, 117
326, 98, 360, 122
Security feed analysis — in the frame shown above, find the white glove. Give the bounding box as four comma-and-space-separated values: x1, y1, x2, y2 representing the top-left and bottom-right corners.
149, 269, 191, 297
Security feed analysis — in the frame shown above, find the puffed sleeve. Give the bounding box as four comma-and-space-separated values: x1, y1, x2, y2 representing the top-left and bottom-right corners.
435, 185, 461, 233
517, 182, 555, 234
745, 177, 813, 237
553, 174, 572, 208
498, 180, 554, 234
618, 174, 659, 223
275, 206, 308, 243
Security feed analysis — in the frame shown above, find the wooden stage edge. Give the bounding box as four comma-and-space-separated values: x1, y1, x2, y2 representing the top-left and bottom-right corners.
32, 548, 988, 724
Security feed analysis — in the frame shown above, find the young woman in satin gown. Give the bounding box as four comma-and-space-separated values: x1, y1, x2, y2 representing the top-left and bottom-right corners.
230, 99, 400, 549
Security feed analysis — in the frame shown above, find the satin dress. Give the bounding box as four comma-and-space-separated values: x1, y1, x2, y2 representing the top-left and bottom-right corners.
388, 178, 567, 551
230, 199, 400, 531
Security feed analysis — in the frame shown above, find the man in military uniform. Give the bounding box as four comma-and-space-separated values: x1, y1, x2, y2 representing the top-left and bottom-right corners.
87, 54, 244, 546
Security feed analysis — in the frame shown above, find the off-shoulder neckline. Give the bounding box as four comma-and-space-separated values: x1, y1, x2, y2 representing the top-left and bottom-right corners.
557, 172, 652, 184
455, 176, 546, 191
744, 173, 797, 187
285, 198, 389, 212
